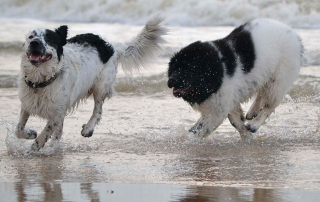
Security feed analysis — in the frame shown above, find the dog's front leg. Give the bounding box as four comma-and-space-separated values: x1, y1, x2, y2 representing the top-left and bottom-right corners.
16, 109, 37, 139
31, 119, 64, 151
189, 113, 225, 138
189, 115, 206, 135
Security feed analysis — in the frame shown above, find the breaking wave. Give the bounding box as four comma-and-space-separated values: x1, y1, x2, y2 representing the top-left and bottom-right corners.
1, 0, 320, 28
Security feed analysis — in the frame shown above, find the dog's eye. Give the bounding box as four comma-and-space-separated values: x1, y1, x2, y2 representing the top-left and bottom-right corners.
28, 35, 34, 39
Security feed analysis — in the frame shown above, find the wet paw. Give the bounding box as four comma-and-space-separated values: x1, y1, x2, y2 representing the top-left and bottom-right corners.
246, 112, 258, 120
189, 123, 203, 134
189, 124, 210, 138
246, 124, 258, 133
189, 126, 198, 134
81, 124, 94, 137
26, 129, 38, 139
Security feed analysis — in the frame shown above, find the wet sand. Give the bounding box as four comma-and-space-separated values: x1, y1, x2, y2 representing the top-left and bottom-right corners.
1, 87, 320, 200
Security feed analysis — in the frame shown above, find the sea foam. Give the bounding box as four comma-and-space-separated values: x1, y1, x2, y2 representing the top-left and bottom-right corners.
1, 0, 320, 28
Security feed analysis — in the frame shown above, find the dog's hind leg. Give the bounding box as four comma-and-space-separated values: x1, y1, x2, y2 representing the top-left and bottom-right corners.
246, 90, 264, 120
81, 95, 104, 138
246, 101, 277, 133
81, 65, 116, 137
81, 81, 114, 138
16, 109, 37, 139
228, 103, 253, 141
246, 76, 294, 133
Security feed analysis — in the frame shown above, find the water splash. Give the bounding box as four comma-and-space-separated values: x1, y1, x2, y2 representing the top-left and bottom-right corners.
4, 122, 63, 156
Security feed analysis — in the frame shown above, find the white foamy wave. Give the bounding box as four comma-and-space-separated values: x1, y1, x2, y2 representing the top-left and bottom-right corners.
0, 75, 18, 88
0, 41, 23, 50
1, 0, 320, 28
304, 50, 320, 66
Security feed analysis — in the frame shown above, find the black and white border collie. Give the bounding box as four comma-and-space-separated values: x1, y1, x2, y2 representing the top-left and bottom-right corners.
17, 16, 167, 151
168, 18, 302, 140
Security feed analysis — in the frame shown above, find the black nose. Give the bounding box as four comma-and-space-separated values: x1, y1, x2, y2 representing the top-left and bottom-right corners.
30, 40, 40, 47
168, 78, 176, 88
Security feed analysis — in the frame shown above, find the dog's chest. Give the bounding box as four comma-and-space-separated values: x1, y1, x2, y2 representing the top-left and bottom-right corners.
20, 85, 64, 119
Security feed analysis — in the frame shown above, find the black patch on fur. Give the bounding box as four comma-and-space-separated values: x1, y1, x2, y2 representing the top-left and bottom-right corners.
68, 34, 114, 64
213, 40, 237, 76
168, 41, 224, 105
55, 25, 68, 46
240, 115, 245, 122
225, 24, 256, 74
46, 125, 52, 132
167, 22, 256, 105
44, 135, 48, 143
45, 29, 65, 61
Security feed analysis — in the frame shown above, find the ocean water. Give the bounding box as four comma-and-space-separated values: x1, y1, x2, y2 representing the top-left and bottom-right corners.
1, 0, 320, 28
0, 0, 320, 201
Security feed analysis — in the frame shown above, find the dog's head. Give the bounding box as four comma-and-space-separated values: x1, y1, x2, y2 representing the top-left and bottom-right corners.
168, 41, 224, 105
23, 25, 68, 67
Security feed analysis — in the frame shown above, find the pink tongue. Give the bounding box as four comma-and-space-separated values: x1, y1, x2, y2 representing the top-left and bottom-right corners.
173, 89, 182, 94
30, 54, 41, 61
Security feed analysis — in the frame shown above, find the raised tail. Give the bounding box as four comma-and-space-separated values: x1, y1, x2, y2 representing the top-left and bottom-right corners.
115, 15, 167, 73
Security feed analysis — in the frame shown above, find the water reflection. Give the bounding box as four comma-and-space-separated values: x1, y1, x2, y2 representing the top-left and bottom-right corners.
7, 155, 104, 202
2, 182, 320, 202
12, 156, 64, 202
80, 183, 100, 202
176, 186, 278, 202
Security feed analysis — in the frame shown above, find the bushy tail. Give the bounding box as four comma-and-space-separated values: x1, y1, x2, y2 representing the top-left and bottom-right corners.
115, 15, 167, 73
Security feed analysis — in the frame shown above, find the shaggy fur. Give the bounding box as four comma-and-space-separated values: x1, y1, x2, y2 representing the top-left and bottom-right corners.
17, 15, 167, 151
168, 18, 302, 140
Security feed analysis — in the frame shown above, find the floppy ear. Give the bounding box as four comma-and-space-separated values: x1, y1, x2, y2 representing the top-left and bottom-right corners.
55, 25, 68, 46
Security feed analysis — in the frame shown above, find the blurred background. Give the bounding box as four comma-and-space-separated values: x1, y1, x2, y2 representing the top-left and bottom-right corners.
1, 0, 320, 27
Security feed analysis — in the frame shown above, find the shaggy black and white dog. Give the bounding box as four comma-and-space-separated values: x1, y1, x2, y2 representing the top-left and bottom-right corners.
168, 18, 302, 140
16, 16, 166, 151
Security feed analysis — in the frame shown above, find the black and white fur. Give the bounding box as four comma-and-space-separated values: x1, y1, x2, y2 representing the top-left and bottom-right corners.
168, 18, 302, 140
17, 16, 167, 151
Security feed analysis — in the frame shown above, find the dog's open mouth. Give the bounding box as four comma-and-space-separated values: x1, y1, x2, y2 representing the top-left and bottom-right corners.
27, 51, 52, 65
173, 86, 192, 97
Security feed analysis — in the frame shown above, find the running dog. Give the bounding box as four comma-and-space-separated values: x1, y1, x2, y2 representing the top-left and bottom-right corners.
17, 16, 167, 151
167, 18, 302, 140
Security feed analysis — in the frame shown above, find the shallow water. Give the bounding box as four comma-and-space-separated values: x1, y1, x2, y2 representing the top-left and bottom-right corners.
1, 88, 320, 187
1, 182, 320, 202
1, 18, 320, 201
